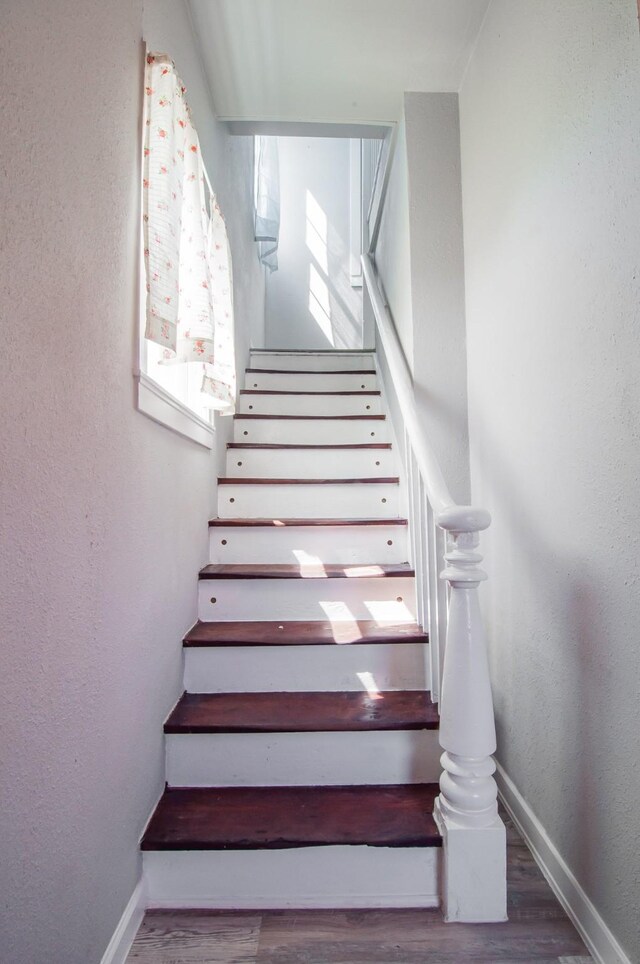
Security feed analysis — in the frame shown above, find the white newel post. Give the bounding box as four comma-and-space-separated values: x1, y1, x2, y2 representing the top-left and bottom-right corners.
433, 506, 507, 923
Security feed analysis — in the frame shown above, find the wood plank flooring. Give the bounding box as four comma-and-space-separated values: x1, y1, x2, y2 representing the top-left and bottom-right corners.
128, 811, 593, 963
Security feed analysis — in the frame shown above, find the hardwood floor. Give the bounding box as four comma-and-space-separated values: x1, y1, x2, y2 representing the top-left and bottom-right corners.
127, 812, 593, 963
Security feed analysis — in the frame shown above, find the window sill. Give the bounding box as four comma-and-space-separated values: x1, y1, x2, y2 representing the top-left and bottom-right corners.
135, 371, 215, 449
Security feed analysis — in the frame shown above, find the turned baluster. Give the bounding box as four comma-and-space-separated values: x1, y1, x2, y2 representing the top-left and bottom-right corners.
433, 505, 506, 922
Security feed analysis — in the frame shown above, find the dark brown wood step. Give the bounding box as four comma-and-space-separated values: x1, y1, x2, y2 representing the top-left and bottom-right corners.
199, 563, 414, 580
246, 368, 377, 375
233, 414, 385, 421
217, 477, 399, 485
249, 348, 376, 358
227, 443, 392, 450
183, 620, 428, 647
141, 784, 441, 851
208, 518, 408, 527
165, 691, 438, 734
240, 390, 381, 396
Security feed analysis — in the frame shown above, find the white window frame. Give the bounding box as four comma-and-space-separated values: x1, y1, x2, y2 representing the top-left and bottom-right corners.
133, 43, 215, 449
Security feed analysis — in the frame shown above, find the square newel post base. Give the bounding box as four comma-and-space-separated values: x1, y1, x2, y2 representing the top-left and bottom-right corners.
433, 796, 508, 923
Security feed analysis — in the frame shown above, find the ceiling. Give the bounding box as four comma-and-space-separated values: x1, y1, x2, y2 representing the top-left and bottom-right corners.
188, 0, 490, 127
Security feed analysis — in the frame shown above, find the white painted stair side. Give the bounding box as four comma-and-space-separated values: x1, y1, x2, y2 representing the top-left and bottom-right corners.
217, 481, 400, 519
209, 524, 408, 565
226, 446, 396, 479
184, 641, 429, 693
245, 371, 378, 392
238, 393, 382, 417
233, 417, 389, 445
197, 575, 416, 622
143, 847, 439, 910
249, 351, 374, 372
166, 729, 441, 787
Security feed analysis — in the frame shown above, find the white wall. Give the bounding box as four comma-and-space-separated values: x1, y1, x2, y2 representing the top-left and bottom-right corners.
375, 93, 470, 503
0, 2, 262, 961
459, 2, 640, 960
265, 137, 363, 349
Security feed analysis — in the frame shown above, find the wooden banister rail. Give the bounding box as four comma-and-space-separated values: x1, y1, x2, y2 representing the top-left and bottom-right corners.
362, 177, 506, 923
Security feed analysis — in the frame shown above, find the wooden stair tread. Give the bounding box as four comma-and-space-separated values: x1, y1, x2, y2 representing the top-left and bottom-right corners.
250, 349, 373, 354
183, 620, 428, 647
233, 414, 385, 421
227, 443, 392, 450
218, 477, 399, 485
208, 518, 408, 527
165, 691, 438, 734
199, 563, 414, 580
240, 390, 381, 396
141, 784, 442, 851
246, 368, 377, 375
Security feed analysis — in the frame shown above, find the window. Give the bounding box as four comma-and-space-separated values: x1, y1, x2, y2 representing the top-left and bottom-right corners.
135, 51, 235, 447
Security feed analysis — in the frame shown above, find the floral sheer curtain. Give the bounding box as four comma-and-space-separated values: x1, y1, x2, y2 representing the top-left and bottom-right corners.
143, 52, 235, 413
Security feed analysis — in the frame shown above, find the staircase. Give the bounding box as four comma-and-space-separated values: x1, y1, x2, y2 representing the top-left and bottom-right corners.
141, 349, 443, 909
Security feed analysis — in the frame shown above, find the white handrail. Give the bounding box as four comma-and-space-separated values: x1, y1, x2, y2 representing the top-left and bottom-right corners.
362, 143, 506, 923
361, 252, 490, 533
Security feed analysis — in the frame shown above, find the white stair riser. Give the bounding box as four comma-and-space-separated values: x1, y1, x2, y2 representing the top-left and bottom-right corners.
184, 642, 428, 692
238, 394, 382, 416
245, 371, 378, 392
143, 847, 439, 909
217, 483, 399, 519
249, 352, 374, 372
226, 446, 396, 479
198, 576, 416, 622
209, 525, 408, 565
233, 418, 389, 445
166, 730, 441, 787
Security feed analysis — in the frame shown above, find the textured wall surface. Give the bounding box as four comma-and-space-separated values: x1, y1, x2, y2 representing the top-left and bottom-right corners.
376, 93, 470, 504
265, 137, 363, 349
459, 2, 640, 960
0, 1, 262, 961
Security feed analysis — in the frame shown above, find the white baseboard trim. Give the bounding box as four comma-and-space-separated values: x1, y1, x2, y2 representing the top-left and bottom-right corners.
146, 893, 439, 910
496, 762, 631, 964
100, 879, 145, 964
